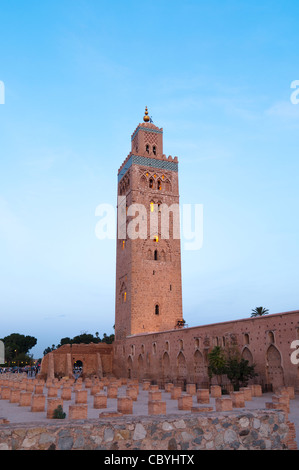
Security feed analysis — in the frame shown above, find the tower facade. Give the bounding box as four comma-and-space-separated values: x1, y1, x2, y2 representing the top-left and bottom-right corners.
115, 108, 183, 340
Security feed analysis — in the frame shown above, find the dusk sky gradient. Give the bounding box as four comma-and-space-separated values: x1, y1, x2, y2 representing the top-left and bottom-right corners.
0, 0, 299, 358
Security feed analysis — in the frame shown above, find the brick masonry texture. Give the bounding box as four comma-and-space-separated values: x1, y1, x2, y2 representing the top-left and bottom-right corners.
0, 411, 296, 450
113, 310, 299, 391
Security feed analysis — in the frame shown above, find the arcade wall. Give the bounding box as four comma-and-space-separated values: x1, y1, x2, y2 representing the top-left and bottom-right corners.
113, 310, 299, 391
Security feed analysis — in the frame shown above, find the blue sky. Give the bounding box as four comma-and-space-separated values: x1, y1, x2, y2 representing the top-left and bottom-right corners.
0, 0, 299, 358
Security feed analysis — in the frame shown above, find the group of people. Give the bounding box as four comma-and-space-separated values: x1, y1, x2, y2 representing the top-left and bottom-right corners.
0, 365, 40, 376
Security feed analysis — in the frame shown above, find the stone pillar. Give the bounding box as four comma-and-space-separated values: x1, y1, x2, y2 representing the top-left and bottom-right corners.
178, 394, 193, 410
47, 398, 63, 418
148, 401, 166, 415
93, 393, 107, 409
75, 390, 88, 404
69, 404, 88, 420
210, 385, 222, 398
215, 397, 233, 412
117, 397, 133, 414
197, 389, 210, 404
19, 392, 32, 407
31, 394, 46, 412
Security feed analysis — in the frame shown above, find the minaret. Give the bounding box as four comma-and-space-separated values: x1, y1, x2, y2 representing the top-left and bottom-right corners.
115, 108, 183, 340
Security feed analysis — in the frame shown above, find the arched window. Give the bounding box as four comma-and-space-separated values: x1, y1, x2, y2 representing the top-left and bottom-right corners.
268, 331, 275, 344
153, 145, 156, 155
154, 249, 158, 261
155, 304, 159, 315
149, 178, 154, 189
146, 144, 150, 154
157, 180, 162, 190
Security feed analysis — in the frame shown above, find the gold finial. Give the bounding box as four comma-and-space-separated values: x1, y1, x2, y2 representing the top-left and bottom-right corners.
143, 106, 150, 122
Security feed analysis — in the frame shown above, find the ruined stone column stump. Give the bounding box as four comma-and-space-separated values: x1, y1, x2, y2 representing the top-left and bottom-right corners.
47, 386, 58, 398
46, 398, 63, 418
250, 384, 262, 397
186, 384, 196, 395
164, 383, 174, 393
178, 394, 193, 410
142, 381, 151, 390
148, 390, 162, 402
215, 397, 233, 412
93, 393, 107, 409
126, 387, 138, 401
34, 384, 44, 395
9, 389, 21, 403
171, 387, 182, 400
197, 389, 210, 404
31, 394, 46, 412
91, 385, 101, 396
107, 386, 118, 399
230, 391, 245, 408
210, 385, 222, 398
75, 390, 88, 404
117, 397, 133, 414
61, 387, 72, 400
240, 387, 252, 401
19, 391, 32, 407
0, 387, 11, 400
148, 400, 166, 415
69, 404, 88, 420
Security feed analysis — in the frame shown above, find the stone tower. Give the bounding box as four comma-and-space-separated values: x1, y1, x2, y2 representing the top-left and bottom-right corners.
115, 108, 183, 340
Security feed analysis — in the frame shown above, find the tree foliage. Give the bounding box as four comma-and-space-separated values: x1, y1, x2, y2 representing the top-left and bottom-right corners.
43, 331, 115, 356
208, 345, 257, 390
251, 306, 269, 317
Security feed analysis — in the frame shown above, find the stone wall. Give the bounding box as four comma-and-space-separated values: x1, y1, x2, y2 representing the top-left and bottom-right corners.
113, 310, 299, 391
0, 410, 296, 450
40, 343, 113, 379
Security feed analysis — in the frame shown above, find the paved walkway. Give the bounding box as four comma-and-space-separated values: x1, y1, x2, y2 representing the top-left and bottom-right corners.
0, 383, 298, 447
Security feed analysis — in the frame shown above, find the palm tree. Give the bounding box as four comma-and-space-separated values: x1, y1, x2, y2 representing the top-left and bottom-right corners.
251, 306, 269, 318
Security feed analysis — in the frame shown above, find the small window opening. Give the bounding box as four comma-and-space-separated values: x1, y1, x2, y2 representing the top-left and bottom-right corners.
146, 144, 150, 154
149, 178, 153, 188
153, 145, 156, 155
154, 249, 158, 261
155, 304, 159, 315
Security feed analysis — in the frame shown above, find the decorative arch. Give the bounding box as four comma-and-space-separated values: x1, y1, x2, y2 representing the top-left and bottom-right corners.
241, 346, 254, 365
127, 355, 133, 379
193, 349, 206, 385
137, 354, 144, 380
162, 351, 171, 381
266, 344, 284, 390
177, 351, 187, 383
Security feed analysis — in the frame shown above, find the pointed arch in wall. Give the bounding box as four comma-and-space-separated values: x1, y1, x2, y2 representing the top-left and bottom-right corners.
177, 351, 187, 384
242, 346, 254, 366
127, 355, 133, 379
137, 354, 144, 380
266, 344, 284, 391
194, 349, 207, 385
162, 351, 171, 382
